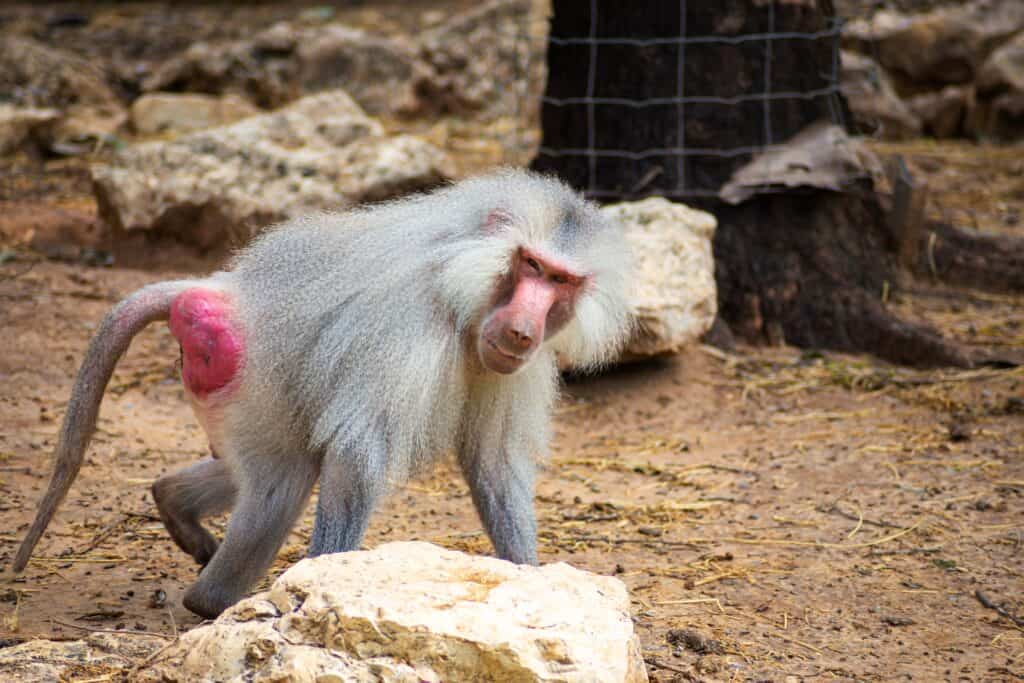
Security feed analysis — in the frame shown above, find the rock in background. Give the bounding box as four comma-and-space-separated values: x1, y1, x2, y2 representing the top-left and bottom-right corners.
972, 32, 1024, 140
0, 0, 549, 165
603, 199, 718, 359
0, 105, 60, 156
138, 0, 547, 122
840, 50, 922, 140
91, 91, 452, 249
135, 542, 647, 682
419, 0, 549, 122
141, 21, 425, 115
908, 85, 971, 139
0, 36, 126, 153
843, 1, 1024, 86
840, 0, 1024, 141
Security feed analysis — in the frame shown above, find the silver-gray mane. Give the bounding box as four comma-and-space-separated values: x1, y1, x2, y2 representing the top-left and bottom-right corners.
214, 168, 632, 484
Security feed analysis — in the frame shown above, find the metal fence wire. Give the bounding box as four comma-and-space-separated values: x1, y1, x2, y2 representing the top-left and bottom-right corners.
525, 0, 850, 201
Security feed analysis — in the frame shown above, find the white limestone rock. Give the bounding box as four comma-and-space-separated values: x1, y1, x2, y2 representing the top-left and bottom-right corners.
602, 198, 718, 359
91, 90, 451, 249
138, 542, 647, 683
0, 633, 164, 682
130, 92, 261, 136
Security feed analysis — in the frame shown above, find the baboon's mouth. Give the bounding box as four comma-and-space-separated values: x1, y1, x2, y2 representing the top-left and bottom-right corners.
486, 338, 525, 361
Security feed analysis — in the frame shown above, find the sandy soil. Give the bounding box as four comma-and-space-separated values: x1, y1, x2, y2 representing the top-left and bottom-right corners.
1, 249, 1021, 682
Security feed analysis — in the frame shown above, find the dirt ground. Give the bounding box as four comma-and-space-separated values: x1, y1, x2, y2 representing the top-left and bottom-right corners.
1, 158, 1022, 683
1, 3, 1023, 682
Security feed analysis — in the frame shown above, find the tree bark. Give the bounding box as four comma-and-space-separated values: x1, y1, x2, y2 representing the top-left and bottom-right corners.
920, 221, 1024, 294
712, 186, 972, 366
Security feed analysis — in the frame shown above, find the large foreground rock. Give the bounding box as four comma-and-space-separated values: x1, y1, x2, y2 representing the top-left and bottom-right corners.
602, 198, 717, 358
92, 90, 451, 248
0, 632, 163, 681
138, 542, 646, 682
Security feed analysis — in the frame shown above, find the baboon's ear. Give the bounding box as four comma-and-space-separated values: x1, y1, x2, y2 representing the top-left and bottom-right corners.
482, 207, 514, 235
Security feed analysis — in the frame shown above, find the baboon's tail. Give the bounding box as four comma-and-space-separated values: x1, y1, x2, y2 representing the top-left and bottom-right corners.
12, 280, 195, 572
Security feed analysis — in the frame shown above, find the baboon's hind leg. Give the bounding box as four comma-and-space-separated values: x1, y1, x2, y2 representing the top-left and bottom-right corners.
152, 456, 236, 566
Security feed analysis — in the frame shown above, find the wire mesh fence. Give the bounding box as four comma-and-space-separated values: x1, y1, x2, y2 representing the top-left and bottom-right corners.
512, 0, 856, 202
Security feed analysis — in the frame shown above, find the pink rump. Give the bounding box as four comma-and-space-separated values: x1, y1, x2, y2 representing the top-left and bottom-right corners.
169, 289, 244, 398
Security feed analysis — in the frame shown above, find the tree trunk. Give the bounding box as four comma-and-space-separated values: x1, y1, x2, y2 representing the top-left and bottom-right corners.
532, 0, 843, 198
531, 0, 1016, 367
712, 186, 972, 366
919, 221, 1024, 294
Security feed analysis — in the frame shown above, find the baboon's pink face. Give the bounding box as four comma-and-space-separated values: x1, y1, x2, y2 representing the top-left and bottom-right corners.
478, 247, 587, 374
